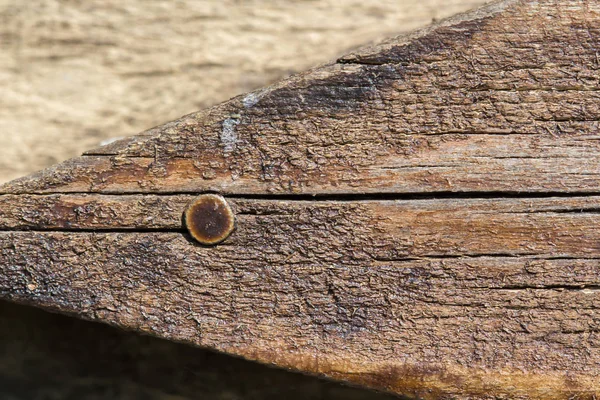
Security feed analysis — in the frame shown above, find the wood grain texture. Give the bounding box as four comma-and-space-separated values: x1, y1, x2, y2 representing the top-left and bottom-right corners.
0, 301, 396, 400
3, 0, 600, 195
0, 301, 400, 400
2, 195, 600, 398
0, 0, 487, 183
1, 0, 600, 398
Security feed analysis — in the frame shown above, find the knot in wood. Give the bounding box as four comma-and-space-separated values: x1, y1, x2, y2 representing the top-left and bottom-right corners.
185, 194, 234, 245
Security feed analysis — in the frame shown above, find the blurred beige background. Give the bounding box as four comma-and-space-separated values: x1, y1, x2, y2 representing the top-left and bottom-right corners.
0, 0, 488, 184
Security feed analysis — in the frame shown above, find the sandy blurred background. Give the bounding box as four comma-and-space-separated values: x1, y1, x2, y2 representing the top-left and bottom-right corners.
0, 0, 488, 184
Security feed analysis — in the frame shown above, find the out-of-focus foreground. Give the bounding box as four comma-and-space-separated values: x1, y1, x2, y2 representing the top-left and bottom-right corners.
0, 0, 487, 183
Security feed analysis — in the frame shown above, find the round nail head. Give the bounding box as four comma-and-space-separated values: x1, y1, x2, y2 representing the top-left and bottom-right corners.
185, 194, 234, 245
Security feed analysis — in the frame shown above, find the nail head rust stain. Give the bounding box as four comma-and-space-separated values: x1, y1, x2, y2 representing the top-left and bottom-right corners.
185, 194, 234, 245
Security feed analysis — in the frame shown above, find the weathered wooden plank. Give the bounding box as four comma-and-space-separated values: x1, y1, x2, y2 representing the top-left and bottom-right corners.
3, 0, 600, 195
1, 194, 600, 257
0, 301, 398, 400
1, 0, 600, 398
2, 230, 599, 398
6, 132, 600, 194
1, 197, 600, 397
0, 0, 488, 184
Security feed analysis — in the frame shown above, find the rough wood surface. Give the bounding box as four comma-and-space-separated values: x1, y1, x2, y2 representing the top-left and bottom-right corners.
0, 0, 487, 184
3, 195, 600, 398
0, 301, 395, 400
4, 0, 600, 196
1, 0, 600, 399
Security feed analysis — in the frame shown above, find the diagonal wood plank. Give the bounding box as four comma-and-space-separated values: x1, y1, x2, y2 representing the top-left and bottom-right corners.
1, 0, 600, 398
2, 195, 600, 398
3, 0, 600, 196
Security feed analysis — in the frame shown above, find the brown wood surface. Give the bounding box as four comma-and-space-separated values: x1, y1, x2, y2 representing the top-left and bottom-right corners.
0, 0, 488, 184
1, 0, 600, 398
0, 300, 397, 400
4, 0, 600, 196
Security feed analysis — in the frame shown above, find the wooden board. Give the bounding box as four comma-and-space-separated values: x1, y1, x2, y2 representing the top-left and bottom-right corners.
4, 0, 600, 196
0, 0, 488, 184
0, 300, 395, 400
1, 0, 600, 398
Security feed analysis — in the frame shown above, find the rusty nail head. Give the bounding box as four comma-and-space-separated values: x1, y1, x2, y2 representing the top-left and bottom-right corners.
185, 194, 234, 245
